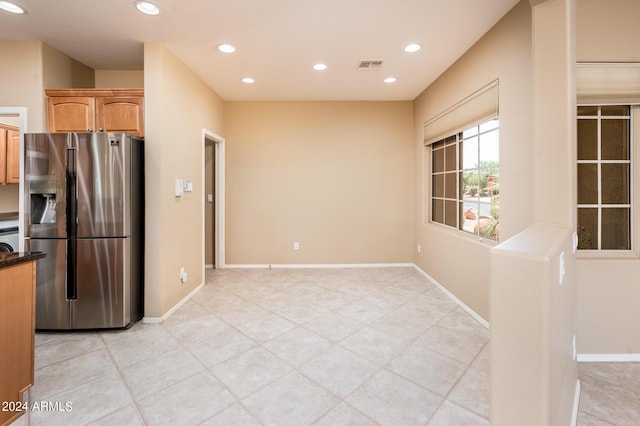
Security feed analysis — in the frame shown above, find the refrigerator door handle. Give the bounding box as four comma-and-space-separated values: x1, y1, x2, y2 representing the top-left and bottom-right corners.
66, 148, 78, 301
66, 148, 77, 237
66, 239, 77, 300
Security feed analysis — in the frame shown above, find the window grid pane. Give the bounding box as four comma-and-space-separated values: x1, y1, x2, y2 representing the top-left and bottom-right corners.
576, 105, 632, 251
431, 119, 499, 241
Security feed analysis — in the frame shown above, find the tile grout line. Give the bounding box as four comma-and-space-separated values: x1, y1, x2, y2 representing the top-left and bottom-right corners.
95, 332, 149, 425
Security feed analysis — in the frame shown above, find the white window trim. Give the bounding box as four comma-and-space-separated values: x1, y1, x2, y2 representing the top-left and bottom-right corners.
577, 105, 639, 259
576, 62, 640, 259
425, 118, 500, 245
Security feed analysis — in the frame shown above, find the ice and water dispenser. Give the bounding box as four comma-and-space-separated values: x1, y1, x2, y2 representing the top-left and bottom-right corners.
29, 175, 58, 225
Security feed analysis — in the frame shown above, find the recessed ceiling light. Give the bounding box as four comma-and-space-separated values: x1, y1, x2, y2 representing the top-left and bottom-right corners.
135, 1, 159, 15
384, 77, 397, 84
404, 43, 422, 53
0, 1, 25, 14
313, 63, 327, 71
242, 77, 255, 84
218, 44, 236, 54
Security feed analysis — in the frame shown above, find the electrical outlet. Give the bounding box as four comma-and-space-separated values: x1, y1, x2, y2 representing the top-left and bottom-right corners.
293, 242, 300, 250
180, 267, 187, 283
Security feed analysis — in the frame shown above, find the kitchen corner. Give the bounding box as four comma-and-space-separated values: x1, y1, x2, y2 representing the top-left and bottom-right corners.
0, 251, 46, 426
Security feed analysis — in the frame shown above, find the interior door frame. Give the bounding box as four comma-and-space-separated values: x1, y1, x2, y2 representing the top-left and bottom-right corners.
0, 107, 27, 250
201, 128, 225, 271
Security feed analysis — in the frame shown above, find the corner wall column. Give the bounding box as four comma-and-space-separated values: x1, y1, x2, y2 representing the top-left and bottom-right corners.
490, 1, 578, 425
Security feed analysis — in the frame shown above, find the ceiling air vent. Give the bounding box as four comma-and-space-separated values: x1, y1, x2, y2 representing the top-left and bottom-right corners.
357, 60, 383, 70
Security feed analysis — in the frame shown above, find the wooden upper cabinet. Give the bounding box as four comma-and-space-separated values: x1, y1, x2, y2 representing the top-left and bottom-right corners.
6, 129, 20, 184
47, 96, 95, 133
96, 96, 144, 136
45, 89, 144, 137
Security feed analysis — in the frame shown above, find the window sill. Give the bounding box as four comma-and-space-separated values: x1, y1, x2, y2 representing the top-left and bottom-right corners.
426, 221, 500, 247
576, 250, 640, 260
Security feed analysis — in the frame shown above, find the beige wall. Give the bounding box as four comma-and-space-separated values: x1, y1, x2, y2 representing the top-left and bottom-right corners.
0, 41, 46, 132
491, 1, 577, 424
577, 0, 640, 62
143, 42, 225, 317
95, 70, 144, 88
0, 41, 44, 213
491, 225, 576, 426
224, 101, 414, 265
42, 43, 94, 88
0, 186, 19, 213
0, 41, 97, 214
575, 0, 640, 354
413, 0, 533, 320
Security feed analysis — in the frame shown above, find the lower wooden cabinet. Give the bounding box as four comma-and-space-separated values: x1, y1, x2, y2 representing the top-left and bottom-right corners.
0, 261, 36, 426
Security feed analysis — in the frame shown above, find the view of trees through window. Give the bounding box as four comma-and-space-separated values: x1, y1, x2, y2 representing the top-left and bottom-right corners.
431, 118, 500, 240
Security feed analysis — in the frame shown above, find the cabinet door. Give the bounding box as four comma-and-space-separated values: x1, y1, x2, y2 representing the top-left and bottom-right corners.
47, 96, 96, 132
0, 130, 6, 185
6, 129, 20, 184
96, 96, 144, 137
0, 261, 35, 426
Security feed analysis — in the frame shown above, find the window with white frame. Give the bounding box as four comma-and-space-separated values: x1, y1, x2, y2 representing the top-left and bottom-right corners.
577, 105, 632, 251
424, 80, 500, 241
430, 119, 500, 240
575, 63, 640, 254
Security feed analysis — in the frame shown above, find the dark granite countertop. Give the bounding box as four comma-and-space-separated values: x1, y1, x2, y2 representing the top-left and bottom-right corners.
0, 252, 46, 269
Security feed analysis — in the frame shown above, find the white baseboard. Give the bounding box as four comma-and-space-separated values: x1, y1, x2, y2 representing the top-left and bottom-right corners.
142, 281, 204, 324
571, 380, 581, 426
577, 353, 640, 362
225, 263, 415, 269
413, 264, 490, 329
204, 264, 214, 269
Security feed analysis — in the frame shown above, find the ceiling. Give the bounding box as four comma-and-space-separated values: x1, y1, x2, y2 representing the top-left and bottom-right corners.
0, 0, 519, 101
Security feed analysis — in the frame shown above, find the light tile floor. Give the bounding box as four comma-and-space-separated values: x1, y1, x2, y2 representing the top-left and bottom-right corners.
577, 362, 640, 425
13, 267, 638, 425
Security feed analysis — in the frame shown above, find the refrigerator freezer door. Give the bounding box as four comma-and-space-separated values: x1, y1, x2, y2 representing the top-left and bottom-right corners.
28, 239, 71, 330
24, 133, 70, 239
75, 133, 130, 238
72, 237, 130, 329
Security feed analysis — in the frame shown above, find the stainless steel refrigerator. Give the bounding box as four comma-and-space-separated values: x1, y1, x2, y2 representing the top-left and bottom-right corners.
24, 132, 144, 330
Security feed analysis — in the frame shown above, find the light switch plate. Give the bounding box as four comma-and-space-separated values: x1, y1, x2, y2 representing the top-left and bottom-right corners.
175, 179, 184, 197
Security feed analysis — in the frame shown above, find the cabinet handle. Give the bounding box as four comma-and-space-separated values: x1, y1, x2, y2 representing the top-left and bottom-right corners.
87, 128, 93, 132
98, 128, 104, 132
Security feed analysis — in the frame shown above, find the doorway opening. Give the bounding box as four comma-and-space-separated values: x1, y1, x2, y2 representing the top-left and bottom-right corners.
202, 129, 225, 271
0, 107, 27, 250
